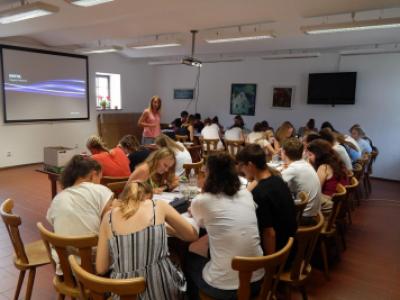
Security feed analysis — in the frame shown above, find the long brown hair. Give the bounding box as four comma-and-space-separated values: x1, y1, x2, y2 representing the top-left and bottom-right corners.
275, 121, 294, 143
145, 147, 176, 187
60, 155, 102, 189
155, 134, 184, 152
118, 181, 153, 219
149, 95, 162, 112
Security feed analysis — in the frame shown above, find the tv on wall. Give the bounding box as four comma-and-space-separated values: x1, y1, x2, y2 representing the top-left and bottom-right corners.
307, 72, 357, 105
1, 45, 89, 122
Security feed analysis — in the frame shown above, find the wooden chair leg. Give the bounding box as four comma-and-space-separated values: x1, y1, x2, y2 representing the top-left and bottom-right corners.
299, 285, 308, 300
320, 239, 330, 280
25, 268, 36, 300
14, 270, 26, 300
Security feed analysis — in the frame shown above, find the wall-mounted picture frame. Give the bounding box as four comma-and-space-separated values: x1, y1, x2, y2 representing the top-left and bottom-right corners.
173, 88, 195, 100
272, 86, 295, 108
230, 83, 257, 116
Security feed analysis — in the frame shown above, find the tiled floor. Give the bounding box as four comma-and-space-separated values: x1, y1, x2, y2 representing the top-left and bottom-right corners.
1, 164, 400, 299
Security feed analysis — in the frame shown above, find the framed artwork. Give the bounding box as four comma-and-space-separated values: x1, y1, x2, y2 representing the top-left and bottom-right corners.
272, 86, 295, 108
230, 83, 257, 116
174, 88, 194, 100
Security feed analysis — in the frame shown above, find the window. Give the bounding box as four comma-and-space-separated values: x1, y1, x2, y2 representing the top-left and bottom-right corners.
95, 72, 121, 109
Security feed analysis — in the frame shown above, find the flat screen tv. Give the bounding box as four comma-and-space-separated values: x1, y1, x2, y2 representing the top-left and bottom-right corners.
1, 45, 89, 122
307, 72, 357, 105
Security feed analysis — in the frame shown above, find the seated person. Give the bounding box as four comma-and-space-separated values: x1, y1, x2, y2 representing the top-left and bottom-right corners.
47, 155, 113, 274
298, 118, 318, 137
188, 153, 264, 300
335, 133, 362, 163
193, 113, 204, 134
177, 114, 195, 142
171, 110, 189, 131
350, 125, 373, 154
119, 134, 151, 172
86, 135, 130, 177
246, 122, 275, 156
155, 134, 192, 177
96, 181, 198, 300
281, 138, 321, 225
200, 118, 224, 150
306, 139, 349, 213
236, 144, 297, 254
128, 147, 179, 193
224, 115, 245, 142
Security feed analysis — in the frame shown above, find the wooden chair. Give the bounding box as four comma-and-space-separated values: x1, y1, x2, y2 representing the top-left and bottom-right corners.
224, 139, 244, 158
187, 144, 203, 163
107, 180, 128, 198
0, 199, 50, 300
295, 192, 309, 225
336, 177, 359, 250
183, 159, 204, 178
365, 150, 378, 195
319, 184, 347, 279
200, 138, 224, 160
175, 134, 189, 143
69, 255, 146, 300
352, 163, 363, 207
100, 176, 130, 186
280, 212, 324, 300
37, 222, 98, 299
362, 153, 372, 197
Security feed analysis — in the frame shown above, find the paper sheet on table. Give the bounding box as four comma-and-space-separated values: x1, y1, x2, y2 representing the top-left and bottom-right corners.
153, 192, 183, 204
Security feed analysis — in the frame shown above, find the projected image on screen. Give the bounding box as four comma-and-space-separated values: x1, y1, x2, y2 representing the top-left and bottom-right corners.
2, 46, 89, 122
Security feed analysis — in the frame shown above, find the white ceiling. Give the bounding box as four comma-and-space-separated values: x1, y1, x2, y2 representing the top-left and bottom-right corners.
1, 0, 400, 59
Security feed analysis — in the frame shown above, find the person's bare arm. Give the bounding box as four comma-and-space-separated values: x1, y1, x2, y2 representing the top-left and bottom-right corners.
138, 110, 156, 128
128, 163, 149, 183
160, 201, 198, 241
96, 214, 111, 274
100, 195, 114, 219
317, 164, 329, 188
262, 227, 276, 255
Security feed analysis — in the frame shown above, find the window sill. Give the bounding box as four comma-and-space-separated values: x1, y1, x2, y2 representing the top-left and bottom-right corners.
96, 108, 124, 111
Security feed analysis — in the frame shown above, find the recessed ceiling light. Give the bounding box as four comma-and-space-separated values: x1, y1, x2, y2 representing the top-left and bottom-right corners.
65, 0, 114, 7
261, 52, 320, 60
130, 43, 181, 50
301, 17, 400, 34
78, 45, 122, 54
0, 1, 59, 24
205, 31, 275, 43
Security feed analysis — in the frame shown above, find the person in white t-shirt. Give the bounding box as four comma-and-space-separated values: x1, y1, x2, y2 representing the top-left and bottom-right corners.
281, 138, 321, 225
46, 155, 114, 274
224, 115, 245, 142
187, 153, 264, 300
200, 118, 224, 150
320, 128, 352, 173
246, 122, 276, 156
155, 134, 192, 177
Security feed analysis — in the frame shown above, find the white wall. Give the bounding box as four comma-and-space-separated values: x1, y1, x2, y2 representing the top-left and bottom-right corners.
0, 52, 154, 168
153, 53, 400, 180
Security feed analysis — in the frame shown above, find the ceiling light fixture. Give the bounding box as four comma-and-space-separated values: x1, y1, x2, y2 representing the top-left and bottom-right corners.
0, 1, 59, 24
301, 17, 400, 34
65, 0, 114, 7
261, 52, 320, 60
340, 48, 400, 56
78, 45, 122, 54
130, 43, 181, 50
205, 30, 275, 43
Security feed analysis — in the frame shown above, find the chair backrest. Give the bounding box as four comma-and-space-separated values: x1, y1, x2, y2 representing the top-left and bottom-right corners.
187, 144, 203, 163
37, 222, 98, 291
324, 184, 347, 233
232, 237, 294, 300
368, 150, 378, 174
175, 134, 189, 143
290, 212, 324, 281
201, 138, 220, 152
0, 199, 29, 265
100, 176, 130, 186
107, 181, 128, 198
224, 139, 244, 158
352, 163, 363, 181
295, 192, 309, 224
183, 159, 204, 178
69, 255, 146, 300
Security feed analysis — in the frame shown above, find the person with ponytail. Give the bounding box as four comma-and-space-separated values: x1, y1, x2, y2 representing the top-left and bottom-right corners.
96, 181, 198, 300
86, 135, 131, 177
47, 155, 114, 237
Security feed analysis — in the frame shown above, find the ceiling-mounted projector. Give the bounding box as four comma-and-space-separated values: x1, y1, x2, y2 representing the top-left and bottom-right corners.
182, 57, 202, 67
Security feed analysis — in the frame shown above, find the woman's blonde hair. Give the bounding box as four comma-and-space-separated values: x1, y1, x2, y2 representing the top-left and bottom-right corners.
118, 181, 153, 219
155, 134, 184, 152
86, 135, 109, 153
149, 95, 162, 112
275, 121, 294, 143
146, 147, 176, 187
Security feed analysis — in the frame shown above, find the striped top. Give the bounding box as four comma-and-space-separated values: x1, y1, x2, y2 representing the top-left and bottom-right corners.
108, 202, 185, 300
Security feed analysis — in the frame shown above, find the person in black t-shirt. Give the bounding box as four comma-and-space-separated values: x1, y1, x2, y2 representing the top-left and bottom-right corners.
171, 110, 189, 131
236, 144, 297, 254
119, 135, 151, 172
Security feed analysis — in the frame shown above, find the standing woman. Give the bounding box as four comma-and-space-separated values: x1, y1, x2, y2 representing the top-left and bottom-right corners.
138, 95, 162, 144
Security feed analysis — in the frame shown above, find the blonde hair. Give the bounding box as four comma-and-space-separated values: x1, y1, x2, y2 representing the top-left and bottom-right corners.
145, 147, 176, 188
119, 181, 153, 219
149, 95, 162, 112
86, 135, 109, 153
155, 134, 184, 152
275, 121, 294, 143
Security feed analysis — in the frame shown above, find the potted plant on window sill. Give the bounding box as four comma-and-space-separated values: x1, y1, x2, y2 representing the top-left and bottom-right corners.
99, 96, 111, 110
